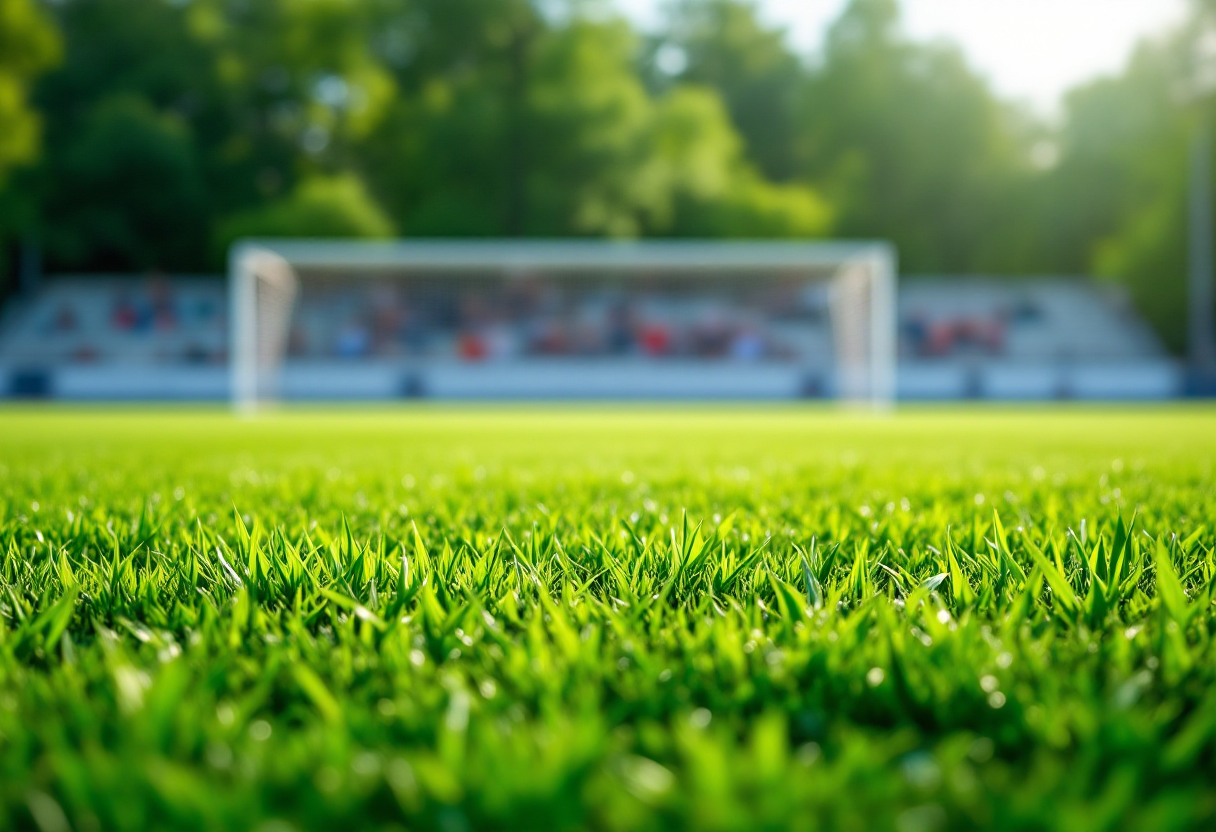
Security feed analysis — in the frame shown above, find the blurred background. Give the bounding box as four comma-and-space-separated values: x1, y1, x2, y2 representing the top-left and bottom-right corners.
0, 0, 1213, 401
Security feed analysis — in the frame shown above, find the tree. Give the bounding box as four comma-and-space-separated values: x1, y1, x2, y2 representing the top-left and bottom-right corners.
29, 0, 399, 271
357, 0, 545, 235
524, 17, 663, 236
655, 0, 805, 181
0, 0, 58, 183
360, 3, 830, 240
216, 174, 394, 247
648, 86, 831, 237
43, 96, 209, 270
797, 0, 1031, 272
32, 0, 227, 270
1045, 13, 1201, 351
0, 0, 59, 281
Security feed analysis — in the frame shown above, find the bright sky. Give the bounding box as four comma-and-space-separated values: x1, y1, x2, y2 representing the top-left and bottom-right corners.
618, 0, 1189, 113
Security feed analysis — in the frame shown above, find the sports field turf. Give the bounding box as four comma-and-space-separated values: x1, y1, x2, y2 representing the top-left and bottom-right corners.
1, 406, 1214, 831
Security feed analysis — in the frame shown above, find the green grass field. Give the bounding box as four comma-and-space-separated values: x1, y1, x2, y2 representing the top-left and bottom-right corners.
2, 406, 1215, 831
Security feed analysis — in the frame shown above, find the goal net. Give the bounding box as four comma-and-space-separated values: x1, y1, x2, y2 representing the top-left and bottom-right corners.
228, 240, 896, 410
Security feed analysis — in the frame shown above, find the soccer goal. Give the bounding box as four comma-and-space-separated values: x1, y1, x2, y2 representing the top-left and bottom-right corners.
228, 239, 896, 410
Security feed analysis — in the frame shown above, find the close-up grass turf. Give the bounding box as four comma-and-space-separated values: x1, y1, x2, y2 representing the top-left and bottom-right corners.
1, 406, 1215, 831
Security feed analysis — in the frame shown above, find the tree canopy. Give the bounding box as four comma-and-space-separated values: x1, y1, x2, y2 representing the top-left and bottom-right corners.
0, 0, 1209, 349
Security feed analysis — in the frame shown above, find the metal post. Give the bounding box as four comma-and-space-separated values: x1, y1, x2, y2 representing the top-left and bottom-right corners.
1190, 110, 1216, 394
229, 246, 259, 414
829, 263, 869, 405
869, 248, 898, 410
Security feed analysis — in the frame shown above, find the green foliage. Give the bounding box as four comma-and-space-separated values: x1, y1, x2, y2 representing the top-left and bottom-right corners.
673, 170, 833, 238
651, 87, 833, 237
0, 0, 59, 276
43, 96, 209, 270
216, 174, 395, 249
797, 0, 1031, 273
657, 0, 805, 181
0, 0, 59, 182
1094, 187, 1188, 352
1, 407, 1215, 830
0, 0, 1210, 348
1049, 37, 1197, 353
523, 18, 661, 236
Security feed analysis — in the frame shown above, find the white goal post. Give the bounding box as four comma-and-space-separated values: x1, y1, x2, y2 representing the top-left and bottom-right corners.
229, 239, 896, 410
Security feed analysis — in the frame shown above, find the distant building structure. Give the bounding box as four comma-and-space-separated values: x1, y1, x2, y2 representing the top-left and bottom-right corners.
0, 273, 1183, 401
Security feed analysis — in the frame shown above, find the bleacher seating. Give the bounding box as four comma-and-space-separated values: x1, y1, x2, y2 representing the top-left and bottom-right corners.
899, 279, 1164, 362
0, 277, 227, 367
0, 274, 1181, 400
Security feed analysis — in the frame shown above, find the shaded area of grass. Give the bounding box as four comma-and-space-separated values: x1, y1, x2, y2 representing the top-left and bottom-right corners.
1, 407, 1215, 831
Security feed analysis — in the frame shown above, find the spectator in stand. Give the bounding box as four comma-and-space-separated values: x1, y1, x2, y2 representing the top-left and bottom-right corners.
369, 286, 404, 355
639, 322, 672, 357
730, 326, 765, 361
51, 304, 78, 333
485, 321, 519, 360
457, 331, 489, 360
901, 312, 929, 355
148, 275, 178, 331
454, 290, 495, 360
287, 326, 309, 358
397, 304, 428, 355
954, 317, 1005, 355
335, 319, 371, 358
982, 318, 1006, 355
605, 301, 636, 354
524, 317, 568, 355
112, 293, 139, 331
925, 321, 955, 356
691, 310, 732, 357
569, 312, 605, 355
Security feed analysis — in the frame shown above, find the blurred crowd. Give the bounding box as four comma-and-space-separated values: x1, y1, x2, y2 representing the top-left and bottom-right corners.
291, 279, 827, 363
3, 275, 1161, 368
14, 278, 226, 365
899, 298, 1046, 358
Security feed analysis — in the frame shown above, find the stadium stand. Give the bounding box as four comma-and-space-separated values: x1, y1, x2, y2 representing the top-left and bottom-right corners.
897, 279, 1177, 399
282, 275, 833, 364
0, 277, 227, 366
0, 273, 1182, 400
